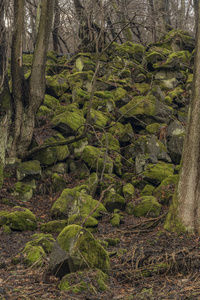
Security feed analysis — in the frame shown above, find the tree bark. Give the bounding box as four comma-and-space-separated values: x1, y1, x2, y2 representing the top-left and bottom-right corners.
165, 0, 200, 233
10, 0, 55, 158
154, 0, 171, 38
53, 0, 60, 52
0, 0, 12, 163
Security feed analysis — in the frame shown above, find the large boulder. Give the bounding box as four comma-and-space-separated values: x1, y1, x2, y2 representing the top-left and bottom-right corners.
49, 225, 110, 278
16, 160, 41, 181
51, 185, 107, 220
142, 161, 174, 186
0, 206, 37, 231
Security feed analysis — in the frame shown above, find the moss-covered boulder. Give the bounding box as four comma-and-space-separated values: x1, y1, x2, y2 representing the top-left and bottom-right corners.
118, 94, 173, 125
114, 42, 145, 63
132, 196, 161, 217
52, 173, 66, 193
100, 132, 120, 153
46, 72, 69, 98
161, 29, 195, 52
109, 122, 134, 144
89, 108, 109, 127
0, 206, 37, 231
68, 71, 93, 91
16, 160, 41, 181
49, 225, 110, 278
13, 182, 33, 202
81, 146, 114, 173
41, 220, 68, 233
123, 183, 135, 201
52, 110, 85, 136
140, 184, 155, 196
154, 174, 179, 204
13, 233, 55, 267
59, 269, 109, 293
51, 186, 107, 220
32, 133, 70, 166
142, 161, 174, 186
103, 190, 126, 212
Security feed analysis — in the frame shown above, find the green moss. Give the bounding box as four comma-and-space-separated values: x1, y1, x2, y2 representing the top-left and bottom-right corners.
52, 173, 66, 193
41, 220, 67, 233
52, 110, 85, 135
110, 213, 122, 227
32, 133, 70, 166
119, 94, 156, 118
23, 245, 46, 267
46, 73, 69, 98
134, 83, 150, 95
164, 190, 187, 233
81, 145, 114, 173
37, 105, 55, 119
142, 162, 174, 185
154, 174, 179, 204
0, 158, 3, 188
68, 71, 93, 91
2, 225, 12, 235
112, 87, 127, 103
140, 185, 155, 196
133, 196, 161, 217
59, 269, 109, 293
90, 109, 109, 127
16, 160, 41, 181
123, 183, 135, 201
1, 206, 37, 231
115, 42, 145, 63
103, 191, 126, 212
146, 123, 160, 134
168, 86, 184, 100
51, 186, 107, 220
13, 182, 33, 202
100, 132, 120, 153
164, 96, 173, 106
57, 225, 110, 273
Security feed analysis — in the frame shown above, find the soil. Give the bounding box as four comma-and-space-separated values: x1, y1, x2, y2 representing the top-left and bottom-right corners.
1, 176, 200, 300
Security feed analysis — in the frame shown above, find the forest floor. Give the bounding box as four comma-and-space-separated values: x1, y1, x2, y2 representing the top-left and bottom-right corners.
1, 176, 200, 300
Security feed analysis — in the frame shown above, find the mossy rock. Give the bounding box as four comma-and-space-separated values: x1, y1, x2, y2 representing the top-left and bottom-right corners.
111, 87, 129, 107
162, 29, 195, 52
0, 206, 37, 231
140, 185, 155, 196
115, 42, 145, 63
52, 173, 66, 193
146, 123, 161, 134
153, 174, 179, 204
118, 94, 156, 119
68, 71, 93, 91
13, 182, 33, 202
46, 72, 69, 98
123, 183, 135, 201
133, 196, 161, 217
100, 132, 120, 153
49, 225, 110, 278
22, 245, 46, 267
81, 145, 114, 173
110, 213, 123, 227
59, 269, 109, 293
75, 56, 96, 72
142, 162, 174, 186
32, 133, 70, 166
52, 110, 85, 136
68, 214, 98, 232
153, 51, 191, 70
103, 190, 126, 212
109, 122, 134, 143
41, 220, 68, 233
16, 160, 41, 181
89, 108, 109, 127
51, 186, 107, 220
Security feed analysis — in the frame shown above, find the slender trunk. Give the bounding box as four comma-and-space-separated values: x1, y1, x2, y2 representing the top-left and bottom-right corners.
0, 0, 12, 163
53, 0, 60, 52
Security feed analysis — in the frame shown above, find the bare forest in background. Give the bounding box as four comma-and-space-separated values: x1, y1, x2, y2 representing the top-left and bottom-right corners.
2, 0, 197, 55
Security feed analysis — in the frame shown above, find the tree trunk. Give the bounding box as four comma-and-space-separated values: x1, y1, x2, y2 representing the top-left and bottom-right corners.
165, 0, 200, 233
53, 0, 60, 52
10, 0, 55, 158
0, 0, 12, 163
155, 0, 171, 38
